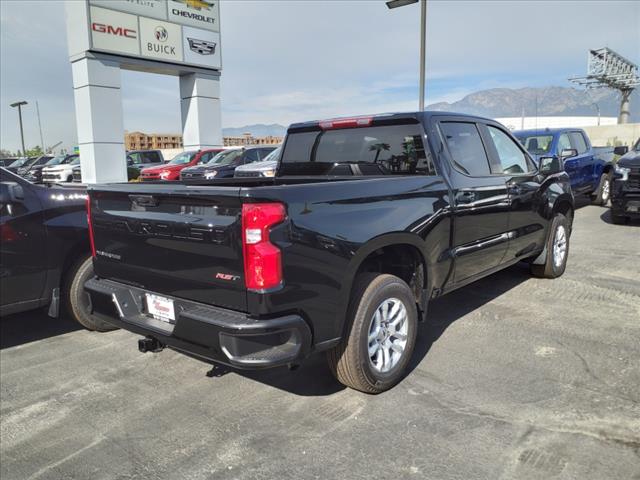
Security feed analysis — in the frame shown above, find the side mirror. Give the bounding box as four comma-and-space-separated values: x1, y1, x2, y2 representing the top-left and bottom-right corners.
0, 182, 24, 203
560, 148, 578, 160
613, 146, 629, 156
126, 156, 133, 166
539, 157, 562, 176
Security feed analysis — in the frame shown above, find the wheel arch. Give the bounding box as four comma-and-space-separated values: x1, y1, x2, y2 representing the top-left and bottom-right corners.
336, 233, 430, 338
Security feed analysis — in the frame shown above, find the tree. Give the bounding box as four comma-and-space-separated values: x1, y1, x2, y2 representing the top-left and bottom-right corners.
369, 142, 391, 163
24, 146, 44, 157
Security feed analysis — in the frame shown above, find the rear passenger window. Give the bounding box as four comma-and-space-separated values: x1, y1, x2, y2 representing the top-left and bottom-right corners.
440, 122, 491, 176
487, 126, 531, 174
570, 132, 588, 154
558, 134, 572, 152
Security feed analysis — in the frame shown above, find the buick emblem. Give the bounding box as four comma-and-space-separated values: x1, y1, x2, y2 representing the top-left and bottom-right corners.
154, 26, 168, 42
187, 38, 216, 55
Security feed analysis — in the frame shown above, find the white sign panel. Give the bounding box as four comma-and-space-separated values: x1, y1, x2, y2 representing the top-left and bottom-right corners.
182, 26, 220, 69
167, 0, 219, 32
89, 0, 168, 20
139, 17, 183, 62
90, 6, 140, 56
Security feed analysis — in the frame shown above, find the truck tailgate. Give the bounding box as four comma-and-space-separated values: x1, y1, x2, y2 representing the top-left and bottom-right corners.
88, 184, 247, 312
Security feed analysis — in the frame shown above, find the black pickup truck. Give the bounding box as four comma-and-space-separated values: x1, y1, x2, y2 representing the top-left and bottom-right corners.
84, 112, 574, 393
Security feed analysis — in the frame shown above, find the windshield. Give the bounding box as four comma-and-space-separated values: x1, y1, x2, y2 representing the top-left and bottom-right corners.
516, 134, 553, 155
207, 149, 243, 166
46, 155, 66, 166
70, 157, 80, 165
262, 146, 281, 163
168, 151, 196, 165
8, 158, 27, 167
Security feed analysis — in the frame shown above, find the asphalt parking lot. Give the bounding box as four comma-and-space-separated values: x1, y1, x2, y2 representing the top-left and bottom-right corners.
1, 203, 639, 480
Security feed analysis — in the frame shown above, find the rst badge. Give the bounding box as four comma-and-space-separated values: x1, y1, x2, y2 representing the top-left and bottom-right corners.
187, 38, 216, 55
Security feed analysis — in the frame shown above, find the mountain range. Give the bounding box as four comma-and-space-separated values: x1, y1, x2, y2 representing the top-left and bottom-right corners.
222, 86, 637, 136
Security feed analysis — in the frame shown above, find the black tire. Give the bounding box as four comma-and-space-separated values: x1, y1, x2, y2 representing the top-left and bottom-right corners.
327, 273, 418, 394
64, 255, 117, 332
66, 175, 73, 183
611, 213, 627, 225
592, 171, 611, 206
530, 214, 570, 279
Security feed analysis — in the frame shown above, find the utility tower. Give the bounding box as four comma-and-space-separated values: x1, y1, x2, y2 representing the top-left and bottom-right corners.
569, 48, 639, 124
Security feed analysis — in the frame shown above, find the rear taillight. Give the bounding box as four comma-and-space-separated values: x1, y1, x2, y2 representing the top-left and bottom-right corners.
242, 203, 286, 291
86, 195, 96, 258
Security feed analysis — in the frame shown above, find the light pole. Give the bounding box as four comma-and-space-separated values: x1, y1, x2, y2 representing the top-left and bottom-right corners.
10, 100, 28, 156
386, 0, 427, 111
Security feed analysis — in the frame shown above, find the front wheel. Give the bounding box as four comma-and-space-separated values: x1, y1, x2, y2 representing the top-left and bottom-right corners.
592, 172, 611, 206
530, 214, 570, 279
327, 273, 418, 394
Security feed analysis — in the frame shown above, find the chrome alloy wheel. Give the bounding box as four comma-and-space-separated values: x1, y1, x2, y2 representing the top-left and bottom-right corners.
602, 178, 610, 202
553, 225, 567, 268
367, 298, 408, 373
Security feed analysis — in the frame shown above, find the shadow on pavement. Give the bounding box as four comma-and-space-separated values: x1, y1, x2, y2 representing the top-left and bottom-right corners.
600, 208, 640, 226
0, 310, 82, 350
221, 263, 531, 397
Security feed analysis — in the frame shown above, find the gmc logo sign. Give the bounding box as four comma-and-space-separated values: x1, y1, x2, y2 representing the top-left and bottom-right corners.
92, 23, 137, 39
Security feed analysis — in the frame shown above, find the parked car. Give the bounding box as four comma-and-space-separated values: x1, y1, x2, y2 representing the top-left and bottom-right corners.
139, 149, 223, 181
180, 146, 276, 180
0, 158, 20, 168
15, 155, 54, 178
28, 154, 78, 183
234, 146, 282, 178
4, 157, 31, 174
17, 155, 54, 181
0, 168, 114, 331
84, 111, 574, 393
72, 150, 163, 182
610, 138, 640, 224
42, 155, 80, 183
514, 128, 615, 205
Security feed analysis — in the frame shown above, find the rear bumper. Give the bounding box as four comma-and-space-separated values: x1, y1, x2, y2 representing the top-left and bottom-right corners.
84, 277, 311, 368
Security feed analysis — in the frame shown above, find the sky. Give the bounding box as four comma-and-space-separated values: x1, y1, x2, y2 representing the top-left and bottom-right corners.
1, 0, 639, 153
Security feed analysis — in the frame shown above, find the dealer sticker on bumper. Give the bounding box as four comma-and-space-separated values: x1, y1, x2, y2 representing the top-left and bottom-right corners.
146, 294, 175, 322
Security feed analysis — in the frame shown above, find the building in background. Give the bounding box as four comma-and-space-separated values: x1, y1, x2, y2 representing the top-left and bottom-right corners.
125, 132, 183, 150
224, 133, 283, 146
496, 116, 617, 131
125, 131, 283, 150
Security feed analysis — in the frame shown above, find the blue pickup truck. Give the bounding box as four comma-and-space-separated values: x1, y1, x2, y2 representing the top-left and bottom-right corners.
514, 128, 615, 205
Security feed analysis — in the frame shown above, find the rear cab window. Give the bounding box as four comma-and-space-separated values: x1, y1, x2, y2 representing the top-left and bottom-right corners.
280, 123, 436, 176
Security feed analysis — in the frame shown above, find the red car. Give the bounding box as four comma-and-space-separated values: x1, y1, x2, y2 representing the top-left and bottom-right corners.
139, 149, 224, 181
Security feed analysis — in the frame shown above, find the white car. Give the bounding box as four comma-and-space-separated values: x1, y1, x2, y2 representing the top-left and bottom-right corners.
42, 155, 80, 183
234, 146, 281, 178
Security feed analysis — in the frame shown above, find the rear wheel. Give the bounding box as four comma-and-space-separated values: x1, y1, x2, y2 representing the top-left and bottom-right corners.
592, 172, 611, 206
64, 255, 117, 332
327, 273, 418, 393
530, 214, 570, 279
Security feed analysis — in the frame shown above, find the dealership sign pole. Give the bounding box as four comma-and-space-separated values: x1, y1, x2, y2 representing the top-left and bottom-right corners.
65, 0, 223, 183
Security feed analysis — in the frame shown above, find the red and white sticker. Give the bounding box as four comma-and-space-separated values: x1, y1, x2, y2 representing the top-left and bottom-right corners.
146, 294, 175, 322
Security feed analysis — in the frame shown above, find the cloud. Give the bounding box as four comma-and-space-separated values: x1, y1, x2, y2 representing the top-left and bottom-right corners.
1, 0, 638, 152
